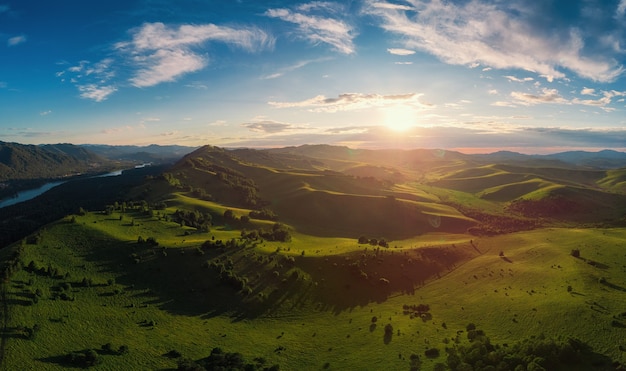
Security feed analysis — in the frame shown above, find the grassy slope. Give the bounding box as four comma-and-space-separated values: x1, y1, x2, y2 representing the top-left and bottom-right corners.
3, 201, 625, 370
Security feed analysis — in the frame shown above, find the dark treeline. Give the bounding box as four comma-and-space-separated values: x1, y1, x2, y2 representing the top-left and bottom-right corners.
0, 166, 167, 249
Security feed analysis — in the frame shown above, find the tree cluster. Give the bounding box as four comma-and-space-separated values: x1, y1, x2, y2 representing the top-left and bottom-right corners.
444, 326, 617, 371
241, 223, 291, 242
249, 208, 278, 221
357, 236, 389, 247
177, 347, 279, 371
172, 209, 212, 231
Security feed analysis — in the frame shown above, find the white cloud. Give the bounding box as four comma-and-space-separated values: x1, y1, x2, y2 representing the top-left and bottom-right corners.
510, 88, 567, 106
117, 22, 274, 87
129, 48, 206, 87
39, 110, 52, 116
370, 2, 414, 11
617, 0, 626, 17
78, 84, 117, 102
365, 0, 624, 82
7, 35, 26, 46
0, 5, 8, 14
265, 4, 356, 54
269, 92, 431, 112
260, 57, 332, 79
387, 48, 415, 56
572, 90, 626, 110
0, 81, 6, 88
506, 87, 626, 110
242, 120, 303, 134
504, 75, 534, 83
581, 87, 596, 95
185, 81, 208, 89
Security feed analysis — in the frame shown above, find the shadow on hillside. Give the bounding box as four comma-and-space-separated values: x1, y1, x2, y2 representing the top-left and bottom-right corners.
0, 327, 30, 340
74, 225, 478, 320
600, 279, 626, 292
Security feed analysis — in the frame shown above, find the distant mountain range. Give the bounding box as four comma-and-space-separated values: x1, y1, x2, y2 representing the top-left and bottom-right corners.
1, 141, 624, 184
0, 142, 108, 181
83, 144, 197, 164
474, 149, 626, 169
0, 142, 198, 182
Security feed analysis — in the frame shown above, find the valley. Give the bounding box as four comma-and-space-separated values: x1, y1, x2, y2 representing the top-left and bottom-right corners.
0, 144, 625, 370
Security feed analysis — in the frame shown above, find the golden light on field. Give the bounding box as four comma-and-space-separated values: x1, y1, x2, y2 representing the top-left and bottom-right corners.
382, 105, 419, 132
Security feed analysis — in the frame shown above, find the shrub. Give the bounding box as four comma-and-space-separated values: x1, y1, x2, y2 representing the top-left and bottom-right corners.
118, 345, 129, 355
384, 323, 393, 335
571, 249, 580, 258
425, 348, 440, 358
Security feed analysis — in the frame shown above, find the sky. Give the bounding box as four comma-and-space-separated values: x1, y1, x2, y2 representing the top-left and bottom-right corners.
1, 0, 626, 154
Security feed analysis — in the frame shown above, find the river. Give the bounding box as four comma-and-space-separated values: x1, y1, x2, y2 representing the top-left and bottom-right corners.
0, 170, 125, 209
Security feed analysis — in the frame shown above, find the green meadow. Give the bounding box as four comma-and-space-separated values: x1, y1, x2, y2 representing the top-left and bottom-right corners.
2, 204, 625, 370
1, 145, 625, 370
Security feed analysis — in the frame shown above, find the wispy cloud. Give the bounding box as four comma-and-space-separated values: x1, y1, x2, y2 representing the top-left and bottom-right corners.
7, 34, 26, 46
242, 119, 304, 134
504, 75, 534, 83
572, 90, 626, 110
60, 58, 117, 102
116, 22, 274, 88
185, 81, 208, 89
370, 2, 414, 11
504, 86, 626, 111
78, 84, 118, 102
269, 92, 430, 112
265, 2, 356, 54
617, 0, 626, 17
511, 88, 568, 106
260, 57, 332, 80
365, 0, 624, 82
39, 110, 52, 116
0, 5, 9, 14
387, 48, 415, 56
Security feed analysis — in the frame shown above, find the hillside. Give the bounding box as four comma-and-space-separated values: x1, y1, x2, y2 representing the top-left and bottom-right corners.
83, 144, 196, 164
0, 142, 112, 181
1, 143, 625, 370
162, 145, 626, 239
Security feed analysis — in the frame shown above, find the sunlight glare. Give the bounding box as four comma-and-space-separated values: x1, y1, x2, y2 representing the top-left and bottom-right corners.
382, 105, 419, 132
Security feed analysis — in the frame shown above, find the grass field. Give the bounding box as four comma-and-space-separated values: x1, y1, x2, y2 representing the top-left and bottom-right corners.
2, 201, 625, 369
2, 146, 625, 370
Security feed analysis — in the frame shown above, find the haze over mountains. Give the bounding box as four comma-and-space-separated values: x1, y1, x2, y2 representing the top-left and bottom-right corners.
1, 141, 625, 182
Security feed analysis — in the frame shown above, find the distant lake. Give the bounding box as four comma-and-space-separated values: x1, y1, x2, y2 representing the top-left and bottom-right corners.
0, 170, 125, 209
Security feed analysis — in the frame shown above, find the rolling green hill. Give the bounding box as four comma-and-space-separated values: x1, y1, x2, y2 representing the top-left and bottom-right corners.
1, 143, 625, 370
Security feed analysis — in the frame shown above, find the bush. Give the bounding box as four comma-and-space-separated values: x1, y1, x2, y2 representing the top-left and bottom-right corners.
425, 348, 440, 358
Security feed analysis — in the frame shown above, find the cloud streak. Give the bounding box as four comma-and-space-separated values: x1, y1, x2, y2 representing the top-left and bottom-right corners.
269, 92, 430, 112
265, 2, 356, 54
365, 0, 624, 82
242, 120, 303, 134
7, 34, 26, 46
117, 22, 274, 87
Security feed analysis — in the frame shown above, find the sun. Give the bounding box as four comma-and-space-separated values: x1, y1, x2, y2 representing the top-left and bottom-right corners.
382, 105, 418, 132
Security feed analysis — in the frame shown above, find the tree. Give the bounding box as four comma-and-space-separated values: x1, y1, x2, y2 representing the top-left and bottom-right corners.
223, 209, 235, 221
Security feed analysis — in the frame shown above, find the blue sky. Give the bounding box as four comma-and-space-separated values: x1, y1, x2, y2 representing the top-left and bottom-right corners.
1, 0, 626, 153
